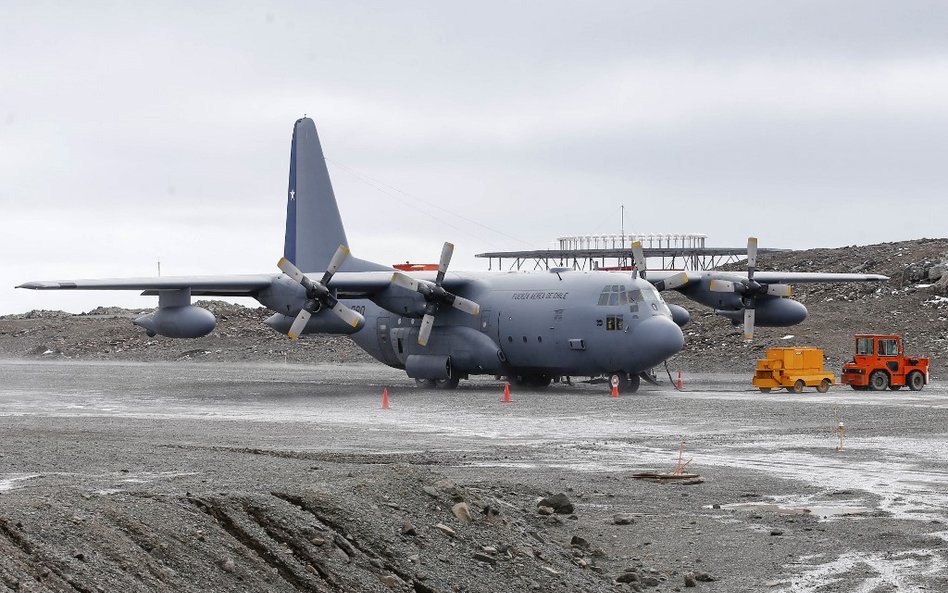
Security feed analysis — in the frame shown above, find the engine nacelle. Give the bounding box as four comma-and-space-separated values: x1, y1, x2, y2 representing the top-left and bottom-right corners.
134, 305, 216, 338
667, 303, 691, 327
716, 297, 808, 327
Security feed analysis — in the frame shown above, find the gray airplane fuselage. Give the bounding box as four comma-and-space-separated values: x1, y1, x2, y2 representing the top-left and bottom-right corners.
266, 269, 684, 380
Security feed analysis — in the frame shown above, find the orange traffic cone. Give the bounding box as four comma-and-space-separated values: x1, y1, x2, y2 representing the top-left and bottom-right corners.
382, 387, 390, 409
676, 371, 684, 390
611, 384, 619, 398
502, 383, 511, 403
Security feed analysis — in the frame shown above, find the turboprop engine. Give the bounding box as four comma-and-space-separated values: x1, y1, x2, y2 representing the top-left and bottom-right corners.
133, 289, 216, 338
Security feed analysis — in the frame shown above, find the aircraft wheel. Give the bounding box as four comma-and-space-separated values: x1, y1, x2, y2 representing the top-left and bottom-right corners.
869, 370, 889, 391
627, 373, 640, 394
759, 387, 771, 393
817, 379, 831, 393
907, 371, 925, 391
792, 380, 805, 394
435, 377, 460, 390
415, 378, 436, 389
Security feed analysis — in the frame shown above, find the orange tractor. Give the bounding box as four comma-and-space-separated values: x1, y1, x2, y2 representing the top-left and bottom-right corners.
841, 334, 929, 391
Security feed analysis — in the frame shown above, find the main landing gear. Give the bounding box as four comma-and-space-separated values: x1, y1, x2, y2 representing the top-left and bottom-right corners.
608, 371, 641, 394
414, 377, 460, 390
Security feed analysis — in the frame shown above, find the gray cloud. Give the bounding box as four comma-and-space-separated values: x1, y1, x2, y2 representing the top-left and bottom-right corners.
2, 1, 947, 313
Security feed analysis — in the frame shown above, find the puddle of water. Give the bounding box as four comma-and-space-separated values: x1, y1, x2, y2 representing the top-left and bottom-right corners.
708, 500, 869, 521
776, 549, 947, 593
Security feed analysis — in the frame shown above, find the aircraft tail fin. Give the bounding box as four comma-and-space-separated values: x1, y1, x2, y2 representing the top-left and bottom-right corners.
283, 117, 389, 273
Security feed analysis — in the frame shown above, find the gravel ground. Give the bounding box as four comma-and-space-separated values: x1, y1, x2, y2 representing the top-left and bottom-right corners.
1, 360, 946, 593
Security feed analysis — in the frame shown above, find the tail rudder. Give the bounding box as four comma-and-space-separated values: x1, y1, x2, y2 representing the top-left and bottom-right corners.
283, 117, 388, 273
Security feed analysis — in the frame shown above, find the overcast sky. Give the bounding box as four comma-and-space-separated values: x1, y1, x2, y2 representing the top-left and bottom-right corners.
3, 1, 947, 314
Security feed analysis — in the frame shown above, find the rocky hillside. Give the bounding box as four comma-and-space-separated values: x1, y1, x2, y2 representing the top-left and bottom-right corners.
3, 239, 947, 375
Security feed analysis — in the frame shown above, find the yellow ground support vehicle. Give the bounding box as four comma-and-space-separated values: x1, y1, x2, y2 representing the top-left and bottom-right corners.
752, 347, 835, 393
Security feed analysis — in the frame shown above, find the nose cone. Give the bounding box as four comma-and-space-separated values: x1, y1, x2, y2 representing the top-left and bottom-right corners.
633, 316, 685, 369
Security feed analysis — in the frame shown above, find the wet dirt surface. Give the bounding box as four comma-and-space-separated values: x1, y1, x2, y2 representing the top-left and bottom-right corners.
1, 360, 947, 592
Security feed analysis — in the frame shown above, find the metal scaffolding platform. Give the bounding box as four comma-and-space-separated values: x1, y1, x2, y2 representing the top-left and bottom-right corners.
476, 233, 785, 271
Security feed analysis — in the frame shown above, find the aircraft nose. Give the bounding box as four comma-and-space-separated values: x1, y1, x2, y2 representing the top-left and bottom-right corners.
633, 316, 685, 367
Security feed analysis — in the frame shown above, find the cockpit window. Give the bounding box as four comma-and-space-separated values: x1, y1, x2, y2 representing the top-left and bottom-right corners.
598, 284, 628, 306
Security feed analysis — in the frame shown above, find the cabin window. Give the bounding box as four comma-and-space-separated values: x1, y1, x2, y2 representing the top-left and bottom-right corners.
879, 339, 899, 356
856, 338, 873, 355
605, 315, 623, 331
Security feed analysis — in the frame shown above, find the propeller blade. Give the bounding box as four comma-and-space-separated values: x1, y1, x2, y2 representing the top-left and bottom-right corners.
437, 242, 454, 284
277, 257, 306, 284
451, 295, 480, 316
331, 301, 364, 328
709, 279, 737, 293
632, 241, 646, 279
766, 284, 792, 297
391, 271, 420, 292
417, 314, 435, 345
321, 244, 351, 281
287, 309, 312, 340
746, 237, 758, 277
743, 308, 755, 340
655, 272, 689, 291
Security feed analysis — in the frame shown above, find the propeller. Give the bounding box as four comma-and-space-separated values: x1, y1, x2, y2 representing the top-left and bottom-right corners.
632, 241, 689, 290
708, 237, 791, 339
277, 245, 365, 339
390, 242, 480, 346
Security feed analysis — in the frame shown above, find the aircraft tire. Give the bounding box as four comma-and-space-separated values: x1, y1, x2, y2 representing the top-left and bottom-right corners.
435, 377, 460, 390
627, 373, 640, 394
415, 378, 436, 389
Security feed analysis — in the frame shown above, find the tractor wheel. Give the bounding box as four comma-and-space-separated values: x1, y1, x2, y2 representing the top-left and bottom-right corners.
907, 371, 925, 391
759, 388, 772, 393
869, 370, 889, 391
817, 379, 831, 393
792, 380, 805, 394
415, 378, 436, 389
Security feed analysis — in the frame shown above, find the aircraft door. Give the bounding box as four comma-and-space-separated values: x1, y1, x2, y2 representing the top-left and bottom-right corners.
376, 317, 402, 367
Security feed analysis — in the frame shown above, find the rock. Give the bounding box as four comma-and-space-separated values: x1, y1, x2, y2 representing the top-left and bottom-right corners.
310, 537, 327, 546
379, 573, 402, 588
684, 574, 697, 587
422, 485, 440, 497
401, 521, 417, 536
538, 492, 574, 514
770, 529, 784, 536
219, 557, 236, 573
434, 523, 456, 538
570, 535, 590, 549
537, 506, 554, 515
452, 502, 473, 524
616, 572, 640, 583
613, 513, 635, 525
930, 264, 946, 281
693, 572, 716, 582
473, 552, 497, 565
434, 478, 462, 498
640, 575, 660, 587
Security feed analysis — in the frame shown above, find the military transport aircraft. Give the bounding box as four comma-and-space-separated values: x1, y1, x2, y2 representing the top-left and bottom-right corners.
19, 117, 888, 392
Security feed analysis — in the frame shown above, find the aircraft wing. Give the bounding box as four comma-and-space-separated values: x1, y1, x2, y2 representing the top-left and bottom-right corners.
645, 270, 889, 285
17, 271, 432, 298
17, 274, 280, 296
